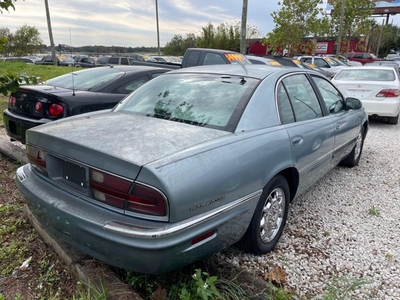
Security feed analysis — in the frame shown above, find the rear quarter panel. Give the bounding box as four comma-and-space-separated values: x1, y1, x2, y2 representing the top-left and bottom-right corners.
138, 127, 293, 223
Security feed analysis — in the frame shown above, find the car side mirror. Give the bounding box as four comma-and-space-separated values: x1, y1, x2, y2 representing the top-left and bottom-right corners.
345, 97, 362, 110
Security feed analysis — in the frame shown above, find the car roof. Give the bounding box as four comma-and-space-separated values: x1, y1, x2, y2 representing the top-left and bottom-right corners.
97, 65, 171, 72
336, 66, 396, 71
166, 64, 313, 80
186, 48, 244, 54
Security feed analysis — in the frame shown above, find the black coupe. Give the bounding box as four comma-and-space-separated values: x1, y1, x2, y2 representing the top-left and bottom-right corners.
3, 65, 170, 143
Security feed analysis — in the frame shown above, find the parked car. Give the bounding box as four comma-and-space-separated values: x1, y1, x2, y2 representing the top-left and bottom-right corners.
324, 54, 362, 67
3, 66, 171, 143
297, 55, 348, 73
95, 56, 136, 67
332, 66, 400, 124
364, 60, 400, 77
74, 56, 96, 68
390, 56, 400, 69
302, 62, 336, 79
385, 53, 399, 60
245, 55, 282, 66
34, 55, 75, 66
346, 52, 382, 65
15, 65, 368, 274
3, 57, 37, 64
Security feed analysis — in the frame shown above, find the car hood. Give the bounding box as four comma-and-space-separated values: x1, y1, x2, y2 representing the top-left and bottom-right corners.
26, 111, 231, 179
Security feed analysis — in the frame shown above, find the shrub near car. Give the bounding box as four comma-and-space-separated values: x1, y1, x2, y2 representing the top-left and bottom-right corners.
3, 66, 170, 143
332, 66, 400, 124
16, 65, 368, 274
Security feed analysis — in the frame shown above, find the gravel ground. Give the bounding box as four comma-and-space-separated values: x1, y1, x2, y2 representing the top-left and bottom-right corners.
218, 118, 400, 299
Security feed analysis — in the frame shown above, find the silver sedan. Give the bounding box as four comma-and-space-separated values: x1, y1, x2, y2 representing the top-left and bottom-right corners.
16, 64, 368, 274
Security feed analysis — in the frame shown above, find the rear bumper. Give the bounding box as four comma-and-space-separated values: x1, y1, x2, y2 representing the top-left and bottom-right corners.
16, 164, 259, 274
3, 109, 51, 144
361, 99, 400, 117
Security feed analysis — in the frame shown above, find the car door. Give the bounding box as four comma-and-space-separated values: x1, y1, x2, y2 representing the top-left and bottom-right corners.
310, 74, 363, 166
277, 73, 335, 196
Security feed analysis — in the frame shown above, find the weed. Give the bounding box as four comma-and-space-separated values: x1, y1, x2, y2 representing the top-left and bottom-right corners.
322, 275, 370, 300
385, 253, 394, 260
72, 281, 108, 300
121, 266, 250, 300
368, 206, 381, 217
323, 231, 330, 237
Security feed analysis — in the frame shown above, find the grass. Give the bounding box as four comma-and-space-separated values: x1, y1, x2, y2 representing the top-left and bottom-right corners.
322, 275, 370, 300
368, 206, 381, 217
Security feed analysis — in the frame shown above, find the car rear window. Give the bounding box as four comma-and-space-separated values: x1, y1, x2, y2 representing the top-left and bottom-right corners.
45, 67, 125, 91
114, 73, 259, 131
335, 69, 395, 81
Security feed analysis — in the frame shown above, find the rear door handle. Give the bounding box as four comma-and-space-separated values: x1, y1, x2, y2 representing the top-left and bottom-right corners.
292, 136, 303, 146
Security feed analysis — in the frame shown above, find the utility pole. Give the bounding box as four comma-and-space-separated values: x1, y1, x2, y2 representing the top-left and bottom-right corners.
44, 0, 56, 66
376, 19, 384, 57
336, 0, 345, 56
240, 0, 248, 54
155, 0, 160, 56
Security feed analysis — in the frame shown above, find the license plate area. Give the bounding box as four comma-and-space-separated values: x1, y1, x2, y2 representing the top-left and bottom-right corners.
9, 120, 18, 135
46, 155, 89, 195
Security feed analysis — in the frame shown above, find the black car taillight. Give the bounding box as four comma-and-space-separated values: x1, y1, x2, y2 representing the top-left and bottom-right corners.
9, 95, 16, 106
89, 169, 167, 217
48, 104, 64, 116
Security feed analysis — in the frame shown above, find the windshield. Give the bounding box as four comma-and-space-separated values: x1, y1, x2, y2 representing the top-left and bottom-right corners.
114, 73, 259, 131
45, 68, 125, 91
324, 57, 341, 67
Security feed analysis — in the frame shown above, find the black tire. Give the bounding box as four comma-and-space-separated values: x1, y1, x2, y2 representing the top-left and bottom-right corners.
239, 174, 290, 254
341, 127, 365, 168
388, 114, 399, 125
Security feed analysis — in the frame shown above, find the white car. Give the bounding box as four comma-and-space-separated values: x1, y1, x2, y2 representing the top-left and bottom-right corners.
332, 66, 400, 124
297, 55, 348, 74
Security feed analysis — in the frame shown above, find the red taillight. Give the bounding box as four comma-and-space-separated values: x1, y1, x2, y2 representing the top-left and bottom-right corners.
27, 145, 47, 175
89, 169, 167, 217
9, 95, 16, 106
191, 230, 216, 245
48, 103, 64, 116
35, 102, 43, 112
376, 89, 400, 97
127, 184, 166, 216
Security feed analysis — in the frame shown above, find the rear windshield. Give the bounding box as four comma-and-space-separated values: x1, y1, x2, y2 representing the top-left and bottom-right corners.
114, 73, 259, 132
335, 69, 395, 81
45, 67, 125, 91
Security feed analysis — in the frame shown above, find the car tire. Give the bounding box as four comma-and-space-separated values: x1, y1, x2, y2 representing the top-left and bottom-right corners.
239, 174, 290, 255
341, 127, 365, 168
387, 114, 399, 125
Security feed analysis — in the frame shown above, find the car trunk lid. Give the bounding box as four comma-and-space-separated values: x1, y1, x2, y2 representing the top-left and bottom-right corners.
26, 110, 231, 180
335, 81, 396, 100
9, 85, 72, 118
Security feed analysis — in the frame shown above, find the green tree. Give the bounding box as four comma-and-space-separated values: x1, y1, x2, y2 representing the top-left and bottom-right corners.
0, 0, 16, 12
329, 0, 375, 55
370, 23, 400, 57
265, 0, 328, 55
0, 1, 37, 96
8, 24, 42, 56
0, 27, 12, 56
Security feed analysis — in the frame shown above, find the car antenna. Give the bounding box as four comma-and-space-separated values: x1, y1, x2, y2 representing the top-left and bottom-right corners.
70, 28, 76, 96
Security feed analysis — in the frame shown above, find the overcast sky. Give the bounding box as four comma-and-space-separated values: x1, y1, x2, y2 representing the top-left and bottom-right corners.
1, 0, 399, 48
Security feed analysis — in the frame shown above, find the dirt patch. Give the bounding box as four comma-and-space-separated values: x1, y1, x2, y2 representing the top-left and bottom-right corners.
0, 157, 78, 299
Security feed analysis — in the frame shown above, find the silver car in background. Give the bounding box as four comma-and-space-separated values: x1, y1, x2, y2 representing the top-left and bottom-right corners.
16, 65, 368, 274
